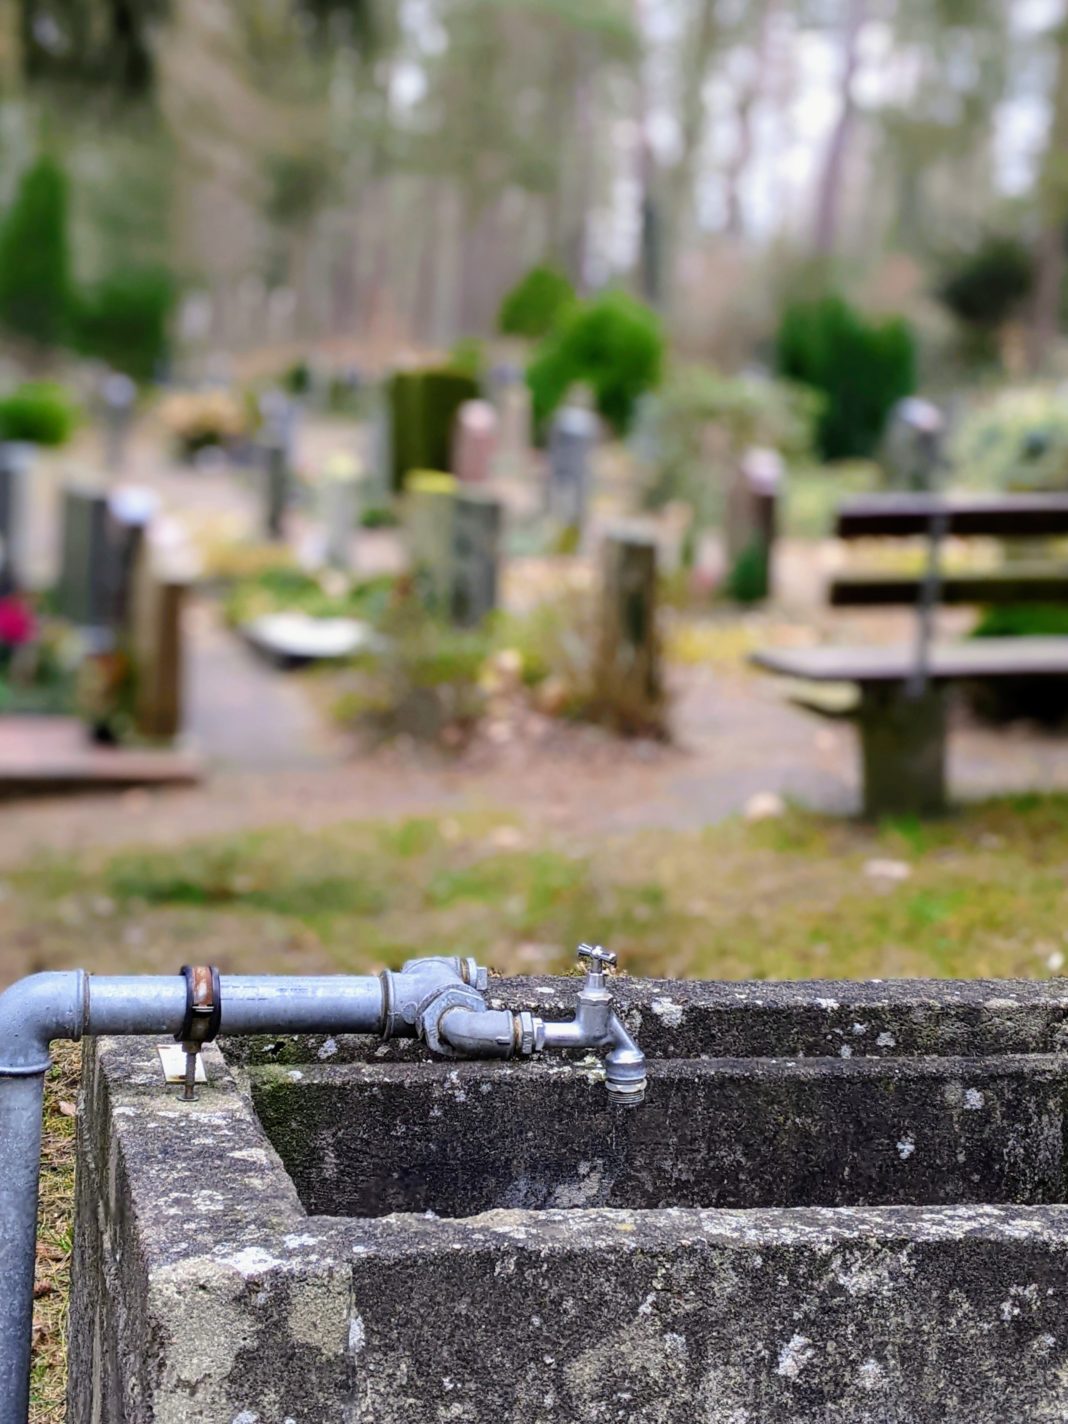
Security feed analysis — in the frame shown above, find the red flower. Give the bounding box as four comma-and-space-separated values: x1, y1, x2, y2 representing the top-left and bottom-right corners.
0, 596, 36, 648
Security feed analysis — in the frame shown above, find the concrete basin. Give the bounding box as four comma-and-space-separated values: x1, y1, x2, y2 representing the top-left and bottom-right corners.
69, 977, 1068, 1422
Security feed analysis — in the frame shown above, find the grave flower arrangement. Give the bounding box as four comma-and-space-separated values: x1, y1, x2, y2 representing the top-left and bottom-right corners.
0, 595, 80, 714
0, 594, 36, 654
159, 389, 248, 459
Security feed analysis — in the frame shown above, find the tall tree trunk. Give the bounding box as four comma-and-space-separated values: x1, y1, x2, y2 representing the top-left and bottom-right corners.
632, 0, 663, 306
723, 0, 777, 240
811, 0, 868, 258
666, 0, 718, 322
1029, 9, 1068, 372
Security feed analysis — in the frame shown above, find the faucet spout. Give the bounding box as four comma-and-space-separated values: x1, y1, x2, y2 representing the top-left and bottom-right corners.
532, 945, 648, 1106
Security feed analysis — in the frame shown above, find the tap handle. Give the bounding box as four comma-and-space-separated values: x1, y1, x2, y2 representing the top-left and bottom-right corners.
578, 943, 616, 974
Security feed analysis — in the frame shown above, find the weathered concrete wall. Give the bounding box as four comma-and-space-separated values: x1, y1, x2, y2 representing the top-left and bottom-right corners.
69, 977, 1068, 1422
253, 1056, 1068, 1218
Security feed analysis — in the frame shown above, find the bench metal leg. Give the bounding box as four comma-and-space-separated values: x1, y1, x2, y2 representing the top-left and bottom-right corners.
858, 684, 948, 819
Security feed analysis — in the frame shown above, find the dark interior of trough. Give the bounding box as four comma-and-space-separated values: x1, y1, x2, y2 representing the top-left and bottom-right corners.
249, 1053, 1068, 1219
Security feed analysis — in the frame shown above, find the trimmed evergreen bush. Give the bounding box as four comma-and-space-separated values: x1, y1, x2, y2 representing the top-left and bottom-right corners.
527, 290, 664, 437
774, 295, 916, 461
0, 156, 73, 349
937, 235, 1034, 333
0, 382, 78, 445
74, 266, 176, 381
498, 265, 576, 339
387, 368, 479, 491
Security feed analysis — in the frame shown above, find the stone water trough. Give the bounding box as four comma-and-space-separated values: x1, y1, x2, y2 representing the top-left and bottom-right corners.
70, 976, 1068, 1422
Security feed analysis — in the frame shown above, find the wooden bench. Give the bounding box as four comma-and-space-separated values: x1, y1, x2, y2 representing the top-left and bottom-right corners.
751, 493, 1068, 817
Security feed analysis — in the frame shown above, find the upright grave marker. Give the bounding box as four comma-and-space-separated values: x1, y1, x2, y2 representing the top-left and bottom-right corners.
319, 453, 363, 572
596, 527, 661, 733
724, 446, 784, 603
58, 483, 114, 628
129, 533, 190, 741
453, 490, 502, 628
101, 371, 138, 474
548, 405, 597, 540
452, 400, 498, 484
0, 442, 33, 596
406, 472, 503, 625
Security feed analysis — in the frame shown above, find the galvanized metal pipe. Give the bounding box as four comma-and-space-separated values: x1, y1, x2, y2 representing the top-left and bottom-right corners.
0, 951, 644, 1423
0, 968, 388, 1424
0, 1073, 46, 1421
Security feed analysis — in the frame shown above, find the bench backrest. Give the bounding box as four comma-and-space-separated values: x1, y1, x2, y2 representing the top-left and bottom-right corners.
836, 494, 1068, 541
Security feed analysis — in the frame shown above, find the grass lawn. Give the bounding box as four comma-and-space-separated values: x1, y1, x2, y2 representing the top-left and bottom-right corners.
16, 791, 1068, 1415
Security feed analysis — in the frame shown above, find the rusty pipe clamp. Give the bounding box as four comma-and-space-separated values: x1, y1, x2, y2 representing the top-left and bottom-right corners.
175, 965, 221, 1100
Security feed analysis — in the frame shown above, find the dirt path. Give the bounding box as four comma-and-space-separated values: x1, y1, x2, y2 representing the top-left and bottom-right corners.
6, 637, 1068, 870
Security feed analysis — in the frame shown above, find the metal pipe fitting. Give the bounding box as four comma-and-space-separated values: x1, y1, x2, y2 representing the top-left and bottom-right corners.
435, 943, 649, 1106
0, 948, 646, 1422
0, 955, 481, 1424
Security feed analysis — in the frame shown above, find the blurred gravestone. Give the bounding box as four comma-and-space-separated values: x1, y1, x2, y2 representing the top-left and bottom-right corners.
406, 473, 503, 626
259, 387, 297, 540
101, 371, 137, 474
109, 486, 159, 627
319, 452, 363, 572
882, 398, 945, 492
628, 392, 663, 469
495, 384, 532, 479
596, 528, 661, 733
548, 405, 597, 538
452, 400, 498, 484
367, 381, 393, 506
406, 472, 458, 613
59, 483, 113, 628
262, 440, 290, 541
452, 490, 503, 627
130, 530, 191, 740
0, 442, 33, 596
724, 447, 784, 604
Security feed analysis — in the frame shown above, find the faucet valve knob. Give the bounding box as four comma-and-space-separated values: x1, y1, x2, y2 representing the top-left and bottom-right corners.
578, 944, 616, 973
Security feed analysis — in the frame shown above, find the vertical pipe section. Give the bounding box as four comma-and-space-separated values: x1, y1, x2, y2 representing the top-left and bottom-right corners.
0, 1073, 46, 1424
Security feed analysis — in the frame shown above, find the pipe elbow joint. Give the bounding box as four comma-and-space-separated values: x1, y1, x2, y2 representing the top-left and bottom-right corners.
0, 971, 86, 1077
604, 1014, 647, 1107
436, 1006, 518, 1059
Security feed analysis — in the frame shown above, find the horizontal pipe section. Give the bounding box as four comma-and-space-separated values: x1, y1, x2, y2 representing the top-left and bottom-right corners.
87, 977, 187, 1038
218, 975, 385, 1036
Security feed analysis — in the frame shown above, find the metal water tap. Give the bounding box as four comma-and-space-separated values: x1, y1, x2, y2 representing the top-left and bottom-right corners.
433, 943, 647, 1106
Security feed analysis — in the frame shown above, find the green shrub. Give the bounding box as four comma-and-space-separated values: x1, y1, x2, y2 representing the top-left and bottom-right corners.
950, 387, 1068, 491
333, 596, 492, 747
498, 265, 576, 339
223, 565, 395, 628
723, 541, 769, 605
387, 367, 479, 491
283, 359, 312, 396
968, 604, 1068, 726
937, 234, 1033, 333
527, 290, 664, 437
645, 363, 821, 526
774, 294, 916, 461
0, 382, 78, 445
74, 265, 176, 381
0, 155, 73, 349
449, 337, 485, 380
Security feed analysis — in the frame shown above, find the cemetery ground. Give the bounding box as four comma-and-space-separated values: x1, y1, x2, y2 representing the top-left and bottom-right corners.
18, 790, 1068, 1420
13, 416, 1068, 1417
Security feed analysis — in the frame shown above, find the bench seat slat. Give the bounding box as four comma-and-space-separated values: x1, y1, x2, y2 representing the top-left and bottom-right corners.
837, 493, 1068, 539
751, 636, 1068, 685
830, 567, 1068, 607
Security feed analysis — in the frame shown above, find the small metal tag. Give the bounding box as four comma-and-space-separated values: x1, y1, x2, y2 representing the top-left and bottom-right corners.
157, 1045, 206, 1085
